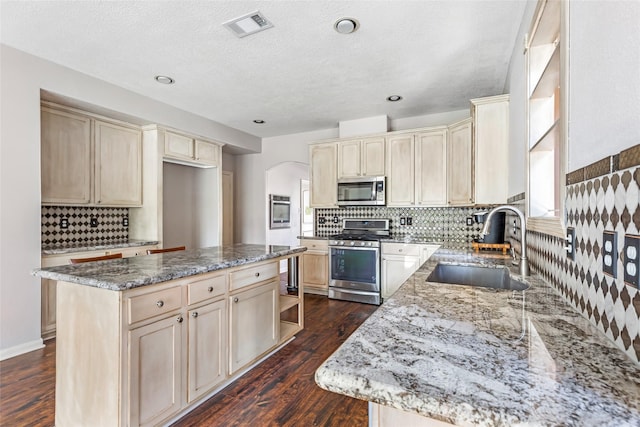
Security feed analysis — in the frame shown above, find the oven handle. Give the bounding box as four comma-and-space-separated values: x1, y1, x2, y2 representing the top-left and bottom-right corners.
329, 246, 380, 252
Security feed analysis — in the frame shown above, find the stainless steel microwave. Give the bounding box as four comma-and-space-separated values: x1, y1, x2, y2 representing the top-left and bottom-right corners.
337, 176, 386, 206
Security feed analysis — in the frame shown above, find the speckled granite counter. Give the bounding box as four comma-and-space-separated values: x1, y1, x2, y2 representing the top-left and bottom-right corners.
34, 244, 306, 291
41, 239, 159, 255
315, 249, 640, 426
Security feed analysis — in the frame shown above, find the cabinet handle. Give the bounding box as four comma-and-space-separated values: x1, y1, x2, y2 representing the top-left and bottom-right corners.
207, 286, 214, 292
398, 249, 403, 252
177, 315, 183, 323
156, 300, 164, 308
254, 272, 260, 277
192, 312, 198, 318
233, 297, 239, 303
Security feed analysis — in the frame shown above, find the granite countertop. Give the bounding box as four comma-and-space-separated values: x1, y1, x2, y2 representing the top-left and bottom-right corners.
33, 243, 306, 291
42, 239, 160, 255
315, 249, 640, 426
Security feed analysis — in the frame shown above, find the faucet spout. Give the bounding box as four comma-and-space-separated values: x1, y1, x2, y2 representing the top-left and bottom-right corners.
482, 205, 530, 277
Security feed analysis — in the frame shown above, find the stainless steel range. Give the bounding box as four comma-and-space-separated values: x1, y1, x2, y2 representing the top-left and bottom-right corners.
328, 218, 390, 305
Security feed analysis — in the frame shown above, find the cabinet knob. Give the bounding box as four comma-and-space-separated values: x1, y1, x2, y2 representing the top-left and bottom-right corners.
233, 297, 239, 303
207, 286, 214, 292
156, 300, 164, 308
254, 272, 260, 277
399, 249, 403, 252
177, 315, 183, 323
192, 312, 198, 318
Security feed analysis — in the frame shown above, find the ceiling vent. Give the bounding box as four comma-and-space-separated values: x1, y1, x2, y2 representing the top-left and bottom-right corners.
223, 11, 273, 38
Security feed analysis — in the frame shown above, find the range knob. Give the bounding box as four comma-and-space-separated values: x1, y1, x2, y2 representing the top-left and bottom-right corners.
349, 241, 355, 246
360, 241, 366, 246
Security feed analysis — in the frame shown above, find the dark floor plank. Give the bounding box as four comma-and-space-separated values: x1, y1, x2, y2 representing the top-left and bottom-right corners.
0, 294, 377, 427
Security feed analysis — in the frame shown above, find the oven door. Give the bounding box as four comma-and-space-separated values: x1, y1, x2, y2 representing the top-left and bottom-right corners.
329, 246, 380, 293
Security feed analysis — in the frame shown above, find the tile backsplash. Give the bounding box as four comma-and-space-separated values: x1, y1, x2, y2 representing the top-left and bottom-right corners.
528, 157, 640, 364
41, 206, 129, 249
314, 206, 493, 249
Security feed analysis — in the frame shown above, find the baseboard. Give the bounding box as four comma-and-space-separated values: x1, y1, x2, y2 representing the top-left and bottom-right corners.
0, 338, 45, 361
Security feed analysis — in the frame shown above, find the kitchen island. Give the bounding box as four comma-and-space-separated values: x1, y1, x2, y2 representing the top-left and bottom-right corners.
33, 243, 306, 427
315, 249, 640, 426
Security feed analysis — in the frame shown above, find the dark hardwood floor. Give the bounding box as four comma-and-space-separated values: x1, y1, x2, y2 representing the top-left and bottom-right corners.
0, 294, 377, 427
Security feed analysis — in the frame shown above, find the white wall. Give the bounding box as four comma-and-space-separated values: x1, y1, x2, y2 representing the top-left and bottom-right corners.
568, 1, 640, 170
266, 162, 309, 246
390, 110, 470, 131
235, 128, 337, 244
0, 45, 258, 358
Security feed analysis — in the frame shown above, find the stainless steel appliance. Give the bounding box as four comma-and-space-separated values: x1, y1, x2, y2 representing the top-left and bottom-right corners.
269, 194, 291, 229
337, 176, 386, 206
328, 218, 390, 305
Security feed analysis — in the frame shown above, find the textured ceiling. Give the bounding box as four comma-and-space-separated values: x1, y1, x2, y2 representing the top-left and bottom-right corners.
1, 1, 527, 139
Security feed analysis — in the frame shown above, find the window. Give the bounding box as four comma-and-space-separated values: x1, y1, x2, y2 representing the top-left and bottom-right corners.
526, 0, 568, 237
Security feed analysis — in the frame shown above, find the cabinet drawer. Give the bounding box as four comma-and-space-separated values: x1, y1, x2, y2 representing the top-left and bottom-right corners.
229, 262, 278, 291
381, 243, 420, 256
300, 239, 328, 252
128, 286, 182, 324
188, 273, 226, 305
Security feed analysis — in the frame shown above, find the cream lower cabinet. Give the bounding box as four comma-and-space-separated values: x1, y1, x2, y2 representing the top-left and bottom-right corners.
300, 239, 328, 295
128, 310, 184, 427
229, 280, 279, 375
381, 243, 421, 299
369, 402, 457, 427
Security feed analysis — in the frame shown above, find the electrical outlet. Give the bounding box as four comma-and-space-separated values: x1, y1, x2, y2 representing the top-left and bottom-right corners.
565, 227, 575, 260
602, 230, 617, 278
318, 217, 326, 225
123, 217, 129, 227
60, 217, 69, 229
332, 215, 339, 224
400, 217, 406, 226
466, 217, 474, 227
90, 217, 98, 228
406, 217, 412, 226
623, 234, 640, 288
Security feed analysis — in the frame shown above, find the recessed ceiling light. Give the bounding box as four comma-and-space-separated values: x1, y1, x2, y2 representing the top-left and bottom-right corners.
386, 95, 403, 102
154, 75, 175, 85
253, 119, 265, 124
334, 18, 359, 34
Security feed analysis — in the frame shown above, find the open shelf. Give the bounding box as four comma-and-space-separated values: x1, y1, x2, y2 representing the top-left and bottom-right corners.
530, 44, 560, 99
279, 294, 299, 313
280, 320, 301, 342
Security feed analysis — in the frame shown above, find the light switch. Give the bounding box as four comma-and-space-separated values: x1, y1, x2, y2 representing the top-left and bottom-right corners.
400, 217, 406, 226
90, 217, 98, 228
602, 230, 617, 278
623, 234, 640, 288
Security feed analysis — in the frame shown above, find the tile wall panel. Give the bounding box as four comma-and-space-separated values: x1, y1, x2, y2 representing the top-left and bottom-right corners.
41, 206, 129, 249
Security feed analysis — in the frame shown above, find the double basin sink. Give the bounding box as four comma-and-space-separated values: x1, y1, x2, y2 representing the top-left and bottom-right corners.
427, 263, 529, 291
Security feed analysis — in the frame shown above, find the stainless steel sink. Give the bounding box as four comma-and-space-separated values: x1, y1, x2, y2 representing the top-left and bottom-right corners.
427, 263, 529, 291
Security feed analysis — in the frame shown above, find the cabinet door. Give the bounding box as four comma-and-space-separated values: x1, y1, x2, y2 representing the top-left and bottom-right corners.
415, 130, 447, 206
381, 255, 420, 299
128, 314, 183, 427
361, 137, 386, 176
474, 97, 509, 204
300, 251, 328, 292
309, 143, 337, 207
165, 131, 194, 160
229, 280, 278, 374
386, 135, 415, 206
94, 120, 142, 206
41, 108, 92, 204
194, 140, 220, 166
41, 279, 57, 340
337, 139, 362, 178
188, 299, 226, 402
448, 119, 473, 205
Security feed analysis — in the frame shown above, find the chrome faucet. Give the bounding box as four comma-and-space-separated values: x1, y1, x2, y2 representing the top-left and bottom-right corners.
481, 205, 530, 277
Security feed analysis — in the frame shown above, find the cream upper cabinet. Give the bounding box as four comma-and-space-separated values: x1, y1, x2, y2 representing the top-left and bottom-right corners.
337, 137, 385, 178
41, 104, 143, 207
41, 107, 92, 205
415, 129, 448, 206
94, 120, 142, 206
164, 130, 222, 168
386, 134, 415, 206
447, 118, 473, 205
471, 95, 510, 205
309, 142, 337, 207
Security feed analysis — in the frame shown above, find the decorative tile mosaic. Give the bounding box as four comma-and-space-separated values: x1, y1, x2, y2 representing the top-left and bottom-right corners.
314, 206, 492, 249
528, 165, 640, 364
41, 206, 129, 249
